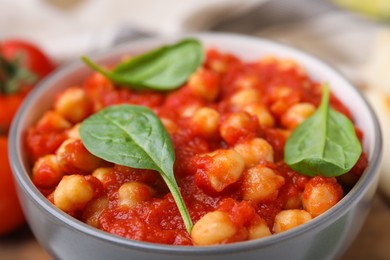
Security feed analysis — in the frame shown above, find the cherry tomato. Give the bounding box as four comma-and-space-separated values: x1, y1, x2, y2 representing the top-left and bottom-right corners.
0, 40, 55, 234
0, 88, 28, 135
0, 39, 55, 133
0, 137, 25, 235
0, 39, 55, 79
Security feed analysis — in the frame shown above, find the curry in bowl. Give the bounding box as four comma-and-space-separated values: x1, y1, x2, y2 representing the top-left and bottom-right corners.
25, 39, 367, 246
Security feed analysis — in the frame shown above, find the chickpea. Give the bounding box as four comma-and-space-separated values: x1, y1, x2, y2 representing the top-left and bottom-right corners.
234, 138, 274, 167
191, 211, 237, 245
32, 154, 63, 189
92, 167, 112, 183
269, 86, 300, 116
67, 123, 81, 139
281, 103, 316, 129
241, 166, 285, 202
259, 55, 277, 65
220, 112, 258, 145
272, 86, 293, 100
181, 104, 201, 118
302, 177, 343, 217
54, 175, 95, 213
191, 107, 220, 138
277, 59, 306, 76
57, 138, 110, 175
118, 182, 154, 209
230, 89, 262, 110
54, 87, 93, 123
233, 75, 259, 89
209, 60, 227, 74
208, 51, 234, 73
160, 117, 178, 134
188, 68, 219, 101
82, 196, 109, 227
283, 192, 303, 210
247, 217, 271, 240
201, 149, 245, 192
36, 111, 71, 131
273, 209, 312, 233
278, 59, 299, 71
243, 103, 275, 128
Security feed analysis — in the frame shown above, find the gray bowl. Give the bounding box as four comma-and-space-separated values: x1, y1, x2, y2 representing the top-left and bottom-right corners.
9, 33, 382, 260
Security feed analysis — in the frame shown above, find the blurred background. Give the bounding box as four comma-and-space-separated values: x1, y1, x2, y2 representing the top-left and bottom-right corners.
1, 0, 390, 259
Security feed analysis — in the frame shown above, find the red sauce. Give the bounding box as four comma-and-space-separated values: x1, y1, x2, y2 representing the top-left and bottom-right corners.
26, 48, 368, 245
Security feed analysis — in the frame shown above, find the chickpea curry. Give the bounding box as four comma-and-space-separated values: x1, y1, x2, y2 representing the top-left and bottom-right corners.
26, 39, 368, 246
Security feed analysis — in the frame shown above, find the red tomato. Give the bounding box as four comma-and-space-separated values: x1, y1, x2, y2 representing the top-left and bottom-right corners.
0, 39, 55, 133
0, 39, 55, 79
0, 137, 25, 235
0, 88, 28, 135
0, 40, 55, 234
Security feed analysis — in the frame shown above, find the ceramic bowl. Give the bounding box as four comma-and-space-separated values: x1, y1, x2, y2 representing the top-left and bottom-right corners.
9, 33, 382, 260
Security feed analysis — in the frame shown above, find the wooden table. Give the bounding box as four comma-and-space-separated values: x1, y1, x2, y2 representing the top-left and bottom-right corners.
342, 193, 390, 259
0, 192, 389, 260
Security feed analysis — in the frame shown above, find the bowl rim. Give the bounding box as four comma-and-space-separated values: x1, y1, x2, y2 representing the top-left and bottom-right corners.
9, 32, 383, 255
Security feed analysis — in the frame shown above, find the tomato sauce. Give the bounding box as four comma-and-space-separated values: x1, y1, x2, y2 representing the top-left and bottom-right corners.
26, 48, 368, 245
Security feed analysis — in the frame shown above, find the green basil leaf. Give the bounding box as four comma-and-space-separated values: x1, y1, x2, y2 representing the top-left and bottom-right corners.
82, 38, 203, 91
284, 84, 362, 177
79, 104, 193, 233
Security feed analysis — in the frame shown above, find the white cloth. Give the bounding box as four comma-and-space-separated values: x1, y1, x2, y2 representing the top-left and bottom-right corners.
254, 1, 381, 85
0, 0, 265, 62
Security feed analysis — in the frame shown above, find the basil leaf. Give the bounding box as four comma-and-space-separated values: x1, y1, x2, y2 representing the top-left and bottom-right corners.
82, 38, 203, 91
284, 84, 362, 177
79, 105, 193, 233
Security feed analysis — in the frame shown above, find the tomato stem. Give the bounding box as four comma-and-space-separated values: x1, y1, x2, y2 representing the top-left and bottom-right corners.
0, 55, 37, 95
